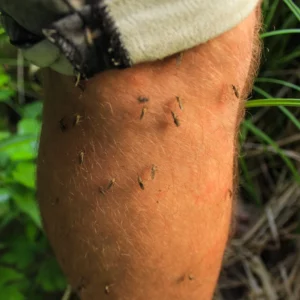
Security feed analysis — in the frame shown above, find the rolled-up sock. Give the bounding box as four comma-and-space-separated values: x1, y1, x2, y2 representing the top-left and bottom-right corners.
0, 0, 259, 77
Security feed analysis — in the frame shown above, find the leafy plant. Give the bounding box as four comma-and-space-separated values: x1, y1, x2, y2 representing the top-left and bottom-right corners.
0, 64, 66, 298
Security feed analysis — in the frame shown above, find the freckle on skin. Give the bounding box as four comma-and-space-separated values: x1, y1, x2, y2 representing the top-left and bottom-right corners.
176, 274, 186, 284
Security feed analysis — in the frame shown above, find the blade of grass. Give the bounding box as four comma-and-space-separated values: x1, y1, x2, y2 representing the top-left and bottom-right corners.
279, 106, 300, 131
246, 98, 300, 108
277, 49, 300, 65
283, 0, 300, 22
251, 86, 300, 130
246, 86, 300, 181
282, 12, 299, 29
255, 78, 300, 92
243, 120, 300, 183
260, 29, 300, 38
239, 155, 261, 205
264, 0, 280, 30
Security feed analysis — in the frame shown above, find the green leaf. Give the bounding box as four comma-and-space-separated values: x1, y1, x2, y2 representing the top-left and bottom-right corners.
0, 236, 36, 269
25, 222, 39, 242
0, 286, 25, 300
36, 258, 67, 292
11, 162, 36, 189
0, 134, 38, 161
0, 267, 24, 286
0, 134, 36, 151
9, 188, 41, 228
23, 102, 43, 119
0, 89, 15, 101
0, 188, 10, 203
0, 131, 10, 141
0, 197, 10, 228
0, 73, 10, 86
1, 119, 41, 160
17, 119, 41, 136
0, 207, 18, 230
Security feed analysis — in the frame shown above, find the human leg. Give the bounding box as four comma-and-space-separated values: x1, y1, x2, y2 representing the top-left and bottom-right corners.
37, 8, 261, 300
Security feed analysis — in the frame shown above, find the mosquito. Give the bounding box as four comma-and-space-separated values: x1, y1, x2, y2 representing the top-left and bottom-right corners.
107, 178, 116, 191
176, 96, 184, 110
151, 165, 157, 180
138, 96, 149, 103
232, 85, 239, 98
171, 111, 180, 127
140, 106, 147, 120
79, 151, 85, 164
138, 176, 145, 190
73, 114, 83, 126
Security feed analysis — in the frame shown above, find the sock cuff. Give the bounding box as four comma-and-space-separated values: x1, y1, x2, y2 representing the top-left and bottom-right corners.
0, 0, 260, 78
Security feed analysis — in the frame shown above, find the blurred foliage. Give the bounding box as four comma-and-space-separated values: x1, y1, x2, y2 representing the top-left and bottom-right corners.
0, 37, 66, 300
0, 0, 299, 299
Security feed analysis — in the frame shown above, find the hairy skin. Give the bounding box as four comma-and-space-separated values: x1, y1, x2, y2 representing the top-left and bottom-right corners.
38, 9, 260, 300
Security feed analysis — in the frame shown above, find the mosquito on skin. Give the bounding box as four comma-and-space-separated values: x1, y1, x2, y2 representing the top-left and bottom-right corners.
107, 178, 116, 191
73, 114, 83, 126
138, 176, 145, 190
138, 96, 149, 103
79, 151, 85, 164
140, 106, 147, 120
171, 111, 180, 127
151, 165, 157, 180
176, 96, 184, 110
232, 85, 239, 98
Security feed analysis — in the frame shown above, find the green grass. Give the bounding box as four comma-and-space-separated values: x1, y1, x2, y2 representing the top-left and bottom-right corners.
239, 0, 300, 203
0, 1, 300, 299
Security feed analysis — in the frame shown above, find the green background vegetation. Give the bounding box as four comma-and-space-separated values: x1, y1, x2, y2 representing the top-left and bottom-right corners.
0, 1, 299, 299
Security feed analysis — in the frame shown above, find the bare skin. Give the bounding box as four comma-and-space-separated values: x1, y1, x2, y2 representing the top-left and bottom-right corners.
37, 8, 260, 300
